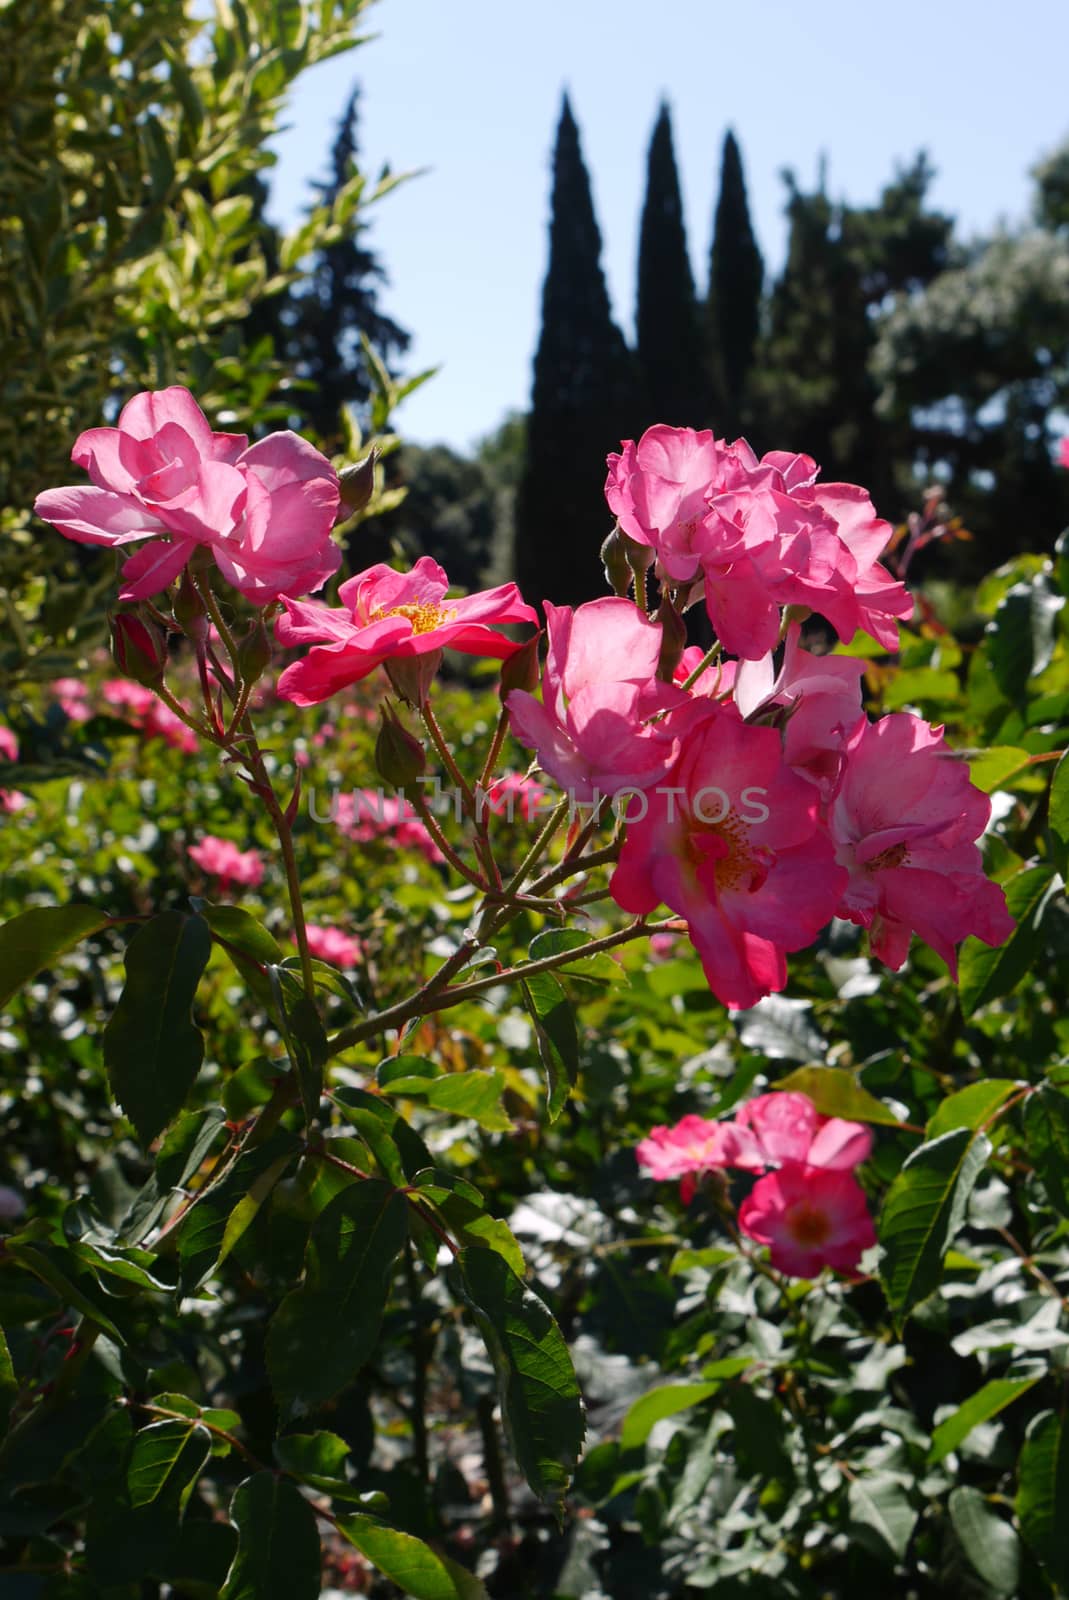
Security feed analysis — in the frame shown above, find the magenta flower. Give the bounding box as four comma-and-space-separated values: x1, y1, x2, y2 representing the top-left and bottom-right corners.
733, 623, 866, 797
0, 725, 26, 815
335, 790, 445, 867
482, 772, 551, 822
303, 924, 363, 968
738, 1166, 876, 1278
51, 678, 92, 723
188, 836, 265, 891
728, 1092, 873, 1171
33, 387, 341, 604
612, 702, 847, 1010
636, 1114, 731, 1181
829, 712, 1015, 974
102, 681, 199, 753
275, 557, 537, 707
507, 598, 688, 803
606, 426, 738, 582
1058, 438, 1069, 469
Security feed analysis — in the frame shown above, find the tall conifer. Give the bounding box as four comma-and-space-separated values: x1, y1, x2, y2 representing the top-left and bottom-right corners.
515, 95, 639, 608
635, 103, 705, 429
705, 131, 764, 435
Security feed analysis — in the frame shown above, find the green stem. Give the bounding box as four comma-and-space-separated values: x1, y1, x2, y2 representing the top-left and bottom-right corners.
679, 640, 722, 693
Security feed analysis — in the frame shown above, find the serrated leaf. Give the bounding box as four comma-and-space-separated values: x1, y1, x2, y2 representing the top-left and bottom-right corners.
879, 1128, 990, 1329
0, 904, 109, 1009
958, 864, 1060, 1016
103, 912, 212, 1145
1024, 1082, 1069, 1216
338, 1515, 488, 1600
930, 1375, 1041, 1464
773, 1066, 902, 1126
927, 1080, 1024, 1138
266, 1181, 408, 1419
620, 1382, 722, 1451
527, 929, 627, 984
127, 1420, 211, 1508
332, 1087, 432, 1184
452, 1247, 584, 1508
220, 1473, 320, 1600
1016, 1410, 1069, 1589
987, 579, 1064, 698
412, 1171, 525, 1275
949, 1487, 1020, 1596
520, 972, 578, 1121
218, 1152, 294, 1266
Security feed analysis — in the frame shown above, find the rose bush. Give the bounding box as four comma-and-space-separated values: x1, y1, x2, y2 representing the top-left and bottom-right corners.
1, 397, 1067, 1597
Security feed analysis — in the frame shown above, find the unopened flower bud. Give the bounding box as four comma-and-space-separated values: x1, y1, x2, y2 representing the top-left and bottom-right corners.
110, 611, 166, 687
337, 450, 378, 519
375, 702, 427, 793
172, 570, 209, 644
237, 616, 273, 686
655, 595, 687, 683
600, 526, 632, 597
385, 650, 441, 709
499, 633, 541, 700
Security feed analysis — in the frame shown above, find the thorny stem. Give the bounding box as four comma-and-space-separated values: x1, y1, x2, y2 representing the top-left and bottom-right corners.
409, 791, 488, 891
679, 639, 722, 692
478, 704, 511, 792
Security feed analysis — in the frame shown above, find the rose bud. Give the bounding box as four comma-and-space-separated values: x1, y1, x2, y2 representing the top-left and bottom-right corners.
498, 632, 541, 700
375, 701, 427, 794
655, 594, 687, 683
337, 450, 378, 519
385, 650, 442, 709
110, 611, 166, 687
600, 526, 633, 597
237, 615, 273, 685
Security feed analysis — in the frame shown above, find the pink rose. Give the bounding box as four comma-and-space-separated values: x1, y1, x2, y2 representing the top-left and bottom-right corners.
334, 790, 445, 867
33, 387, 341, 604
738, 1165, 876, 1278
303, 924, 363, 968
611, 701, 847, 1010
102, 681, 198, 753
1058, 438, 1069, 469
276, 556, 537, 707
830, 712, 1016, 974
188, 836, 264, 890
51, 678, 92, 723
732, 623, 866, 797
508, 598, 689, 803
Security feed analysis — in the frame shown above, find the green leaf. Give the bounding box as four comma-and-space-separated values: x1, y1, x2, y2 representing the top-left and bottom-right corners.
930, 1374, 1041, 1464
266, 1180, 408, 1419
927, 1080, 1024, 1138
377, 1054, 440, 1088
103, 912, 212, 1145
221, 1473, 321, 1600
453, 1247, 584, 1508
734, 995, 826, 1061
0, 904, 109, 1009
199, 903, 284, 965
847, 1472, 918, 1561
412, 1171, 525, 1276
0, 1325, 15, 1434
127, 1420, 211, 1508
879, 1128, 990, 1329
390, 1069, 513, 1132
273, 981, 327, 1125
967, 746, 1033, 794
520, 972, 579, 1122
987, 579, 1064, 698
773, 1066, 902, 1126
273, 1431, 351, 1491
338, 1515, 488, 1600
958, 864, 1060, 1016
5, 1241, 125, 1345
120, 1107, 228, 1245
620, 1382, 722, 1451
1016, 1410, 1069, 1590
332, 1086, 433, 1184
949, 1487, 1020, 1597
218, 1152, 295, 1266
527, 928, 627, 984
1050, 750, 1069, 879
1024, 1082, 1069, 1217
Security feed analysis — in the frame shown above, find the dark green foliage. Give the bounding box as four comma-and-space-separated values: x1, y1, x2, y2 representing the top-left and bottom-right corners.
272, 85, 411, 448
705, 130, 764, 435
515, 95, 641, 609
635, 104, 706, 431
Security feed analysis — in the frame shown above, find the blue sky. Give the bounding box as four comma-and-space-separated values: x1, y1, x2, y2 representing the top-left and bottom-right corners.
267, 0, 1069, 451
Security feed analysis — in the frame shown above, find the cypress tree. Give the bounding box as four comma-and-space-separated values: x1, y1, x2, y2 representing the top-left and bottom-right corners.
286, 85, 410, 446
515, 94, 640, 609
635, 102, 706, 429
705, 131, 764, 436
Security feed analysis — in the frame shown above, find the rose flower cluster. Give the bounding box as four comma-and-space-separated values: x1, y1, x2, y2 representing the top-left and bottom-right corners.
34, 396, 1013, 1016
637, 1091, 876, 1278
